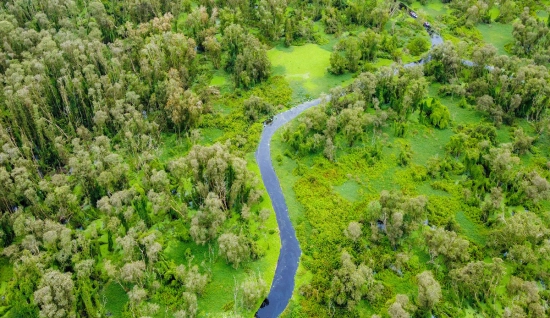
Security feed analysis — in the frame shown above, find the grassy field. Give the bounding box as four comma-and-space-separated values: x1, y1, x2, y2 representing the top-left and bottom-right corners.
476, 23, 514, 55
410, 0, 448, 19
102, 282, 128, 317
268, 44, 354, 102
536, 9, 548, 19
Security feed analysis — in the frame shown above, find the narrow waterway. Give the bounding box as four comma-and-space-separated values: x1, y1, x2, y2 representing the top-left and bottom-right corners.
255, 32, 444, 317
254, 98, 323, 318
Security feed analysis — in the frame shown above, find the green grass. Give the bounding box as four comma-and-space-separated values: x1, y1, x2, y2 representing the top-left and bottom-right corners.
403, 85, 486, 166
410, 0, 448, 19
476, 23, 514, 56
210, 69, 233, 95
365, 163, 401, 194
378, 270, 418, 296
281, 262, 313, 316
210, 73, 227, 86
488, 7, 500, 21
408, 121, 453, 166
158, 133, 191, 163
268, 44, 354, 102
536, 10, 548, 19
372, 58, 394, 68
455, 211, 487, 245
200, 127, 224, 145
334, 179, 362, 202
101, 282, 128, 317
0, 257, 12, 306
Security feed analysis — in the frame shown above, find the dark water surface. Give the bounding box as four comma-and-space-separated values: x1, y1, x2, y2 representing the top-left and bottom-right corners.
254, 99, 322, 317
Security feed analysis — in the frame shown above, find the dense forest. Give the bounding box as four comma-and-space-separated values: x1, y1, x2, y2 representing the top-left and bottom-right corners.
0, 0, 289, 316
0, 0, 549, 317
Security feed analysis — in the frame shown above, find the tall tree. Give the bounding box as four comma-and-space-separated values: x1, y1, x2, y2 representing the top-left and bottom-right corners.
34, 270, 76, 318
416, 271, 442, 312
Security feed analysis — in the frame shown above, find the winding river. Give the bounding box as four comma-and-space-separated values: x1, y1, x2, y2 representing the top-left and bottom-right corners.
254, 99, 323, 317
254, 32, 443, 317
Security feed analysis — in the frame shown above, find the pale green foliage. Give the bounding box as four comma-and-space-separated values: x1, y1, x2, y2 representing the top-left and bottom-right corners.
416, 271, 442, 311
483, 144, 520, 183
174, 265, 209, 295
190, 192, 226, 244
344, 221, 362, 242
424, 227, 470, 264
218, 232, 250, 268
257, 0, 286, 41
407, 37, 430, 56
259, 208, 271, 225
222, 24, 271, 88
480, 186, 504, 222
244, 95, 274, 121
426, 41, 462, 83
41, 220, 73, 267
450, 258, 506, 301
508, 243, 537, 265
120, 260, 146, 284
116, 223, 147, 261
512, 128, 535, 155
171, 141, 259, 209
174, 292, 198, 318
506, 276, 546, 317
398, 143, 412, 167
329, 52, 347, 75
330, 250, 374, 309
127, 285, 148, 313
339, 105, 366, 146
368, 191, 427, 247
140, 233, 163, 264
185, 6, 217, 49
492, 212, 549, 249
165, 68, 205, 130
324, 137, 336, 162
522, 171, 550, 203
204, 36, 222, 68
74, 259, 94, 279
512, 7, 549, 59
240, 273, 267, 310
388, 294, 415, 318
34, 270, 76, 318
477, 95, 502, 126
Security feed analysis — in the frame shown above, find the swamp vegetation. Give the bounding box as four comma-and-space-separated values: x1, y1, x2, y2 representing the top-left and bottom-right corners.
0, 0, 548, 317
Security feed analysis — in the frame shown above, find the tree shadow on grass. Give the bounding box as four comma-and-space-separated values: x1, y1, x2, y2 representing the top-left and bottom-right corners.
271, 64, 286, 77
